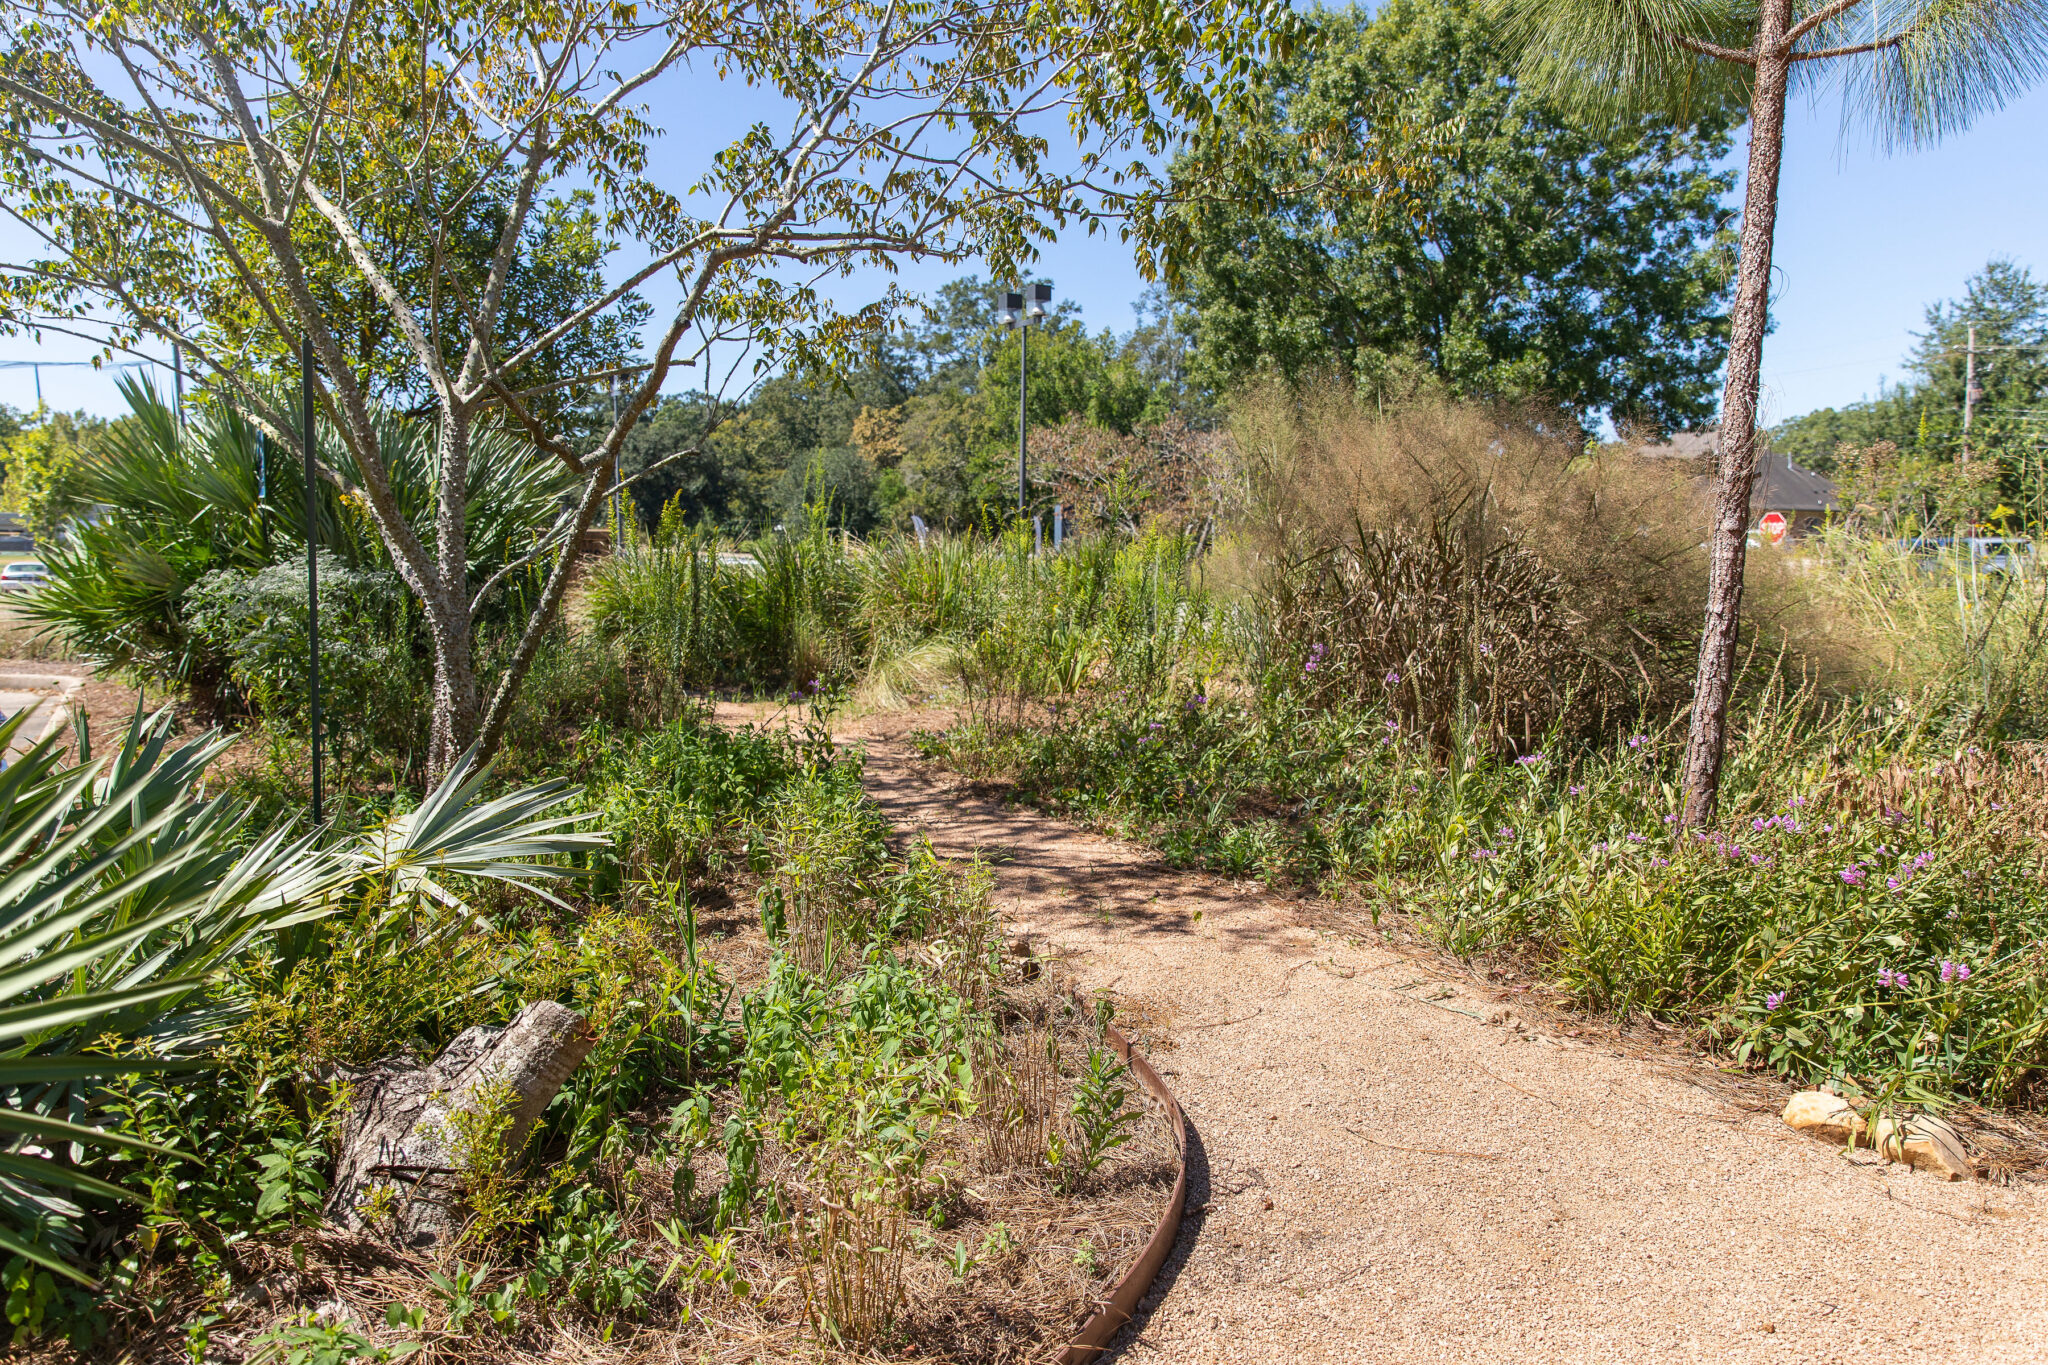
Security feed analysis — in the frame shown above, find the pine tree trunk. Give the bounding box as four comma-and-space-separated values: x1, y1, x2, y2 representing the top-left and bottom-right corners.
1679, 4, 1793, 828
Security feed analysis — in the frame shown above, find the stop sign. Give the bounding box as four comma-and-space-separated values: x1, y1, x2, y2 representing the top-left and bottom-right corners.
1760, 511, 1788, 546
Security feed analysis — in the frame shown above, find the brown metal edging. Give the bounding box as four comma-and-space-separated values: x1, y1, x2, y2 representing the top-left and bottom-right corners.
1055, 1018, 1187, 1364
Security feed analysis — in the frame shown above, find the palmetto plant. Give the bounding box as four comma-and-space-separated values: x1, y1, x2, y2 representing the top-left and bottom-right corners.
1485, 0, 2048, 825
0, 705, 604, 1281
26, 375, 575, 710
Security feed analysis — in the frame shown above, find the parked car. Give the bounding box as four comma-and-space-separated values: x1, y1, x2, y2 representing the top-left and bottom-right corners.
1900, 536, 2034, 574
0, 561, 49, 593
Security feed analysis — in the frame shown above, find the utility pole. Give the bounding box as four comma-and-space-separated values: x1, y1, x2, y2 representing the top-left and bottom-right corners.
302, 336, 323, 828
1962, 323, 1979, 463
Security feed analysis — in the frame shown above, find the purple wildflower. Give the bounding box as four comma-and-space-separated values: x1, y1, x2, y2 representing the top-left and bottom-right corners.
1384, 670, 1401, 685
1516, 753, 1543, 767
1765, 991, 1786, 1011
1568, 784, 1585, 795
1840, 866, 1866, 886
1876, 968, 1911, 990
1628, 734, 1648, 749
1885, 877, 1902, 892
1651, 856, 1670, 867
1626, 833, 1647, 844
1663, 813, 1677, 824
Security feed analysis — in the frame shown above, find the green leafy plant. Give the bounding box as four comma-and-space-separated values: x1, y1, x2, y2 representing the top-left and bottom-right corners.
250, 1316, 418, 1365
252, 1133, 328, 1227
1060, 1046, 1143, 1191
534, 1190, 654, 1319
424, 1263, 485, 1335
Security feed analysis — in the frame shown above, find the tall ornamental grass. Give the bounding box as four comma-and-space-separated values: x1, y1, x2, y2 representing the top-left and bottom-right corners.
1225, 387, 1712, 756
585, 504, 1225, 710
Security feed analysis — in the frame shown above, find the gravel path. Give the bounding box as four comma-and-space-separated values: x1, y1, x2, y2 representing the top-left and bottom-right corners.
844, 715, 2048, 1364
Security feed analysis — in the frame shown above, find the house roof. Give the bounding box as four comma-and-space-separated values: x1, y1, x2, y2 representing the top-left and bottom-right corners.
1633, 430, 1838, 514
1752, 450, 1837, 514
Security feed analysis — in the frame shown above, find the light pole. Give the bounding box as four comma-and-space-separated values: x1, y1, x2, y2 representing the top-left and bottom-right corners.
998, 282, 1052, 521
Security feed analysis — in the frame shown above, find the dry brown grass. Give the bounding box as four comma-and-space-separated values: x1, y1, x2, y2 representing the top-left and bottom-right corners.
1224, 385, 1709, 753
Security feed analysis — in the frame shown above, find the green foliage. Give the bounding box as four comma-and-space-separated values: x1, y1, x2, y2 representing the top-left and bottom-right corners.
1772, 259, 2048, 523
577, 709, 810, 896
590, 514, 1218, 720
586, 509, 861, 695
0, 406, 114, 536
250, 1317, 416, 1365
4, 1255, 100, 1348
252, 1134, 327, 1225
24, 377, 570, 711
1172, 0, 1739, 433
619, 274, 1205, 538
1060, 1046, 1143, 1191
535, 1188, 656, 1319
940, 662, 2048, 1107
186, 556, 424, 764
758, 759, 893, 975
0, 702, 602, 1284
436, 1079, 559, 1249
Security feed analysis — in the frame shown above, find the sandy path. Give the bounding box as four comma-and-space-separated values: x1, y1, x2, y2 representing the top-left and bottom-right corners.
840, 714, 2048, 1365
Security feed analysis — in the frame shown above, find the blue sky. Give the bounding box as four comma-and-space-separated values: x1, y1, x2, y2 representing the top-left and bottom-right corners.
6, 28, 2044, 427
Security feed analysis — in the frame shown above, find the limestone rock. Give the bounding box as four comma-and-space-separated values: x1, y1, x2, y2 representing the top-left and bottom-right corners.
327, 1001, 595, 1247
1782, 1091, 1867, 1144
1874, 1113, 1974, 1182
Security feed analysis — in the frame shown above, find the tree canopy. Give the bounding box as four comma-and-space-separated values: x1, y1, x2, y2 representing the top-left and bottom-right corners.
0, 0, 1290, 770
1167, 0, 1741, 433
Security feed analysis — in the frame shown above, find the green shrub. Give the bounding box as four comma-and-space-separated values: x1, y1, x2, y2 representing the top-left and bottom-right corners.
185, 555, 425, 766
577, 708, 813, 898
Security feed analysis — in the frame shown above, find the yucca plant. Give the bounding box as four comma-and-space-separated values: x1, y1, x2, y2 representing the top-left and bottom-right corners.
0, 705, 604, 1281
